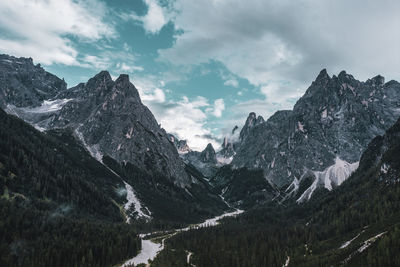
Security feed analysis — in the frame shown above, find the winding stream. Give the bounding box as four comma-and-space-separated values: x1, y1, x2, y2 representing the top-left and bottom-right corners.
122, 209, 244, 266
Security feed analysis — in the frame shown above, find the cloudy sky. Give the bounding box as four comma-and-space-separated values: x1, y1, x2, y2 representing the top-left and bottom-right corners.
0, 0, 399, 150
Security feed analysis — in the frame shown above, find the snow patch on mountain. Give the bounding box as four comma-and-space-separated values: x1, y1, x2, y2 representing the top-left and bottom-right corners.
285, 177, 299, 196
381, 163, 389, 174
122, 239, 162, 267
343, 232, 387, 264
75, 127, 103, 162
6, 98, 72, 116
340, 230, 365, 249
297, 158, 359, 202
25, 99, 73, 113
357, 232, 386, 253
123, 181, 151, 222
217, 155, 234, 165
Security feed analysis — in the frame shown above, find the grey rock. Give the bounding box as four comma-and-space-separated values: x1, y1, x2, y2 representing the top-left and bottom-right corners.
0, 54, 67, 108
239, 112, 265, 142
200, 143, 217, 164
183, 143, 218, 178
231, 69, 400, 192
0, 56, 192, 187
168, 133, 192, 154
49, 72, 191, 186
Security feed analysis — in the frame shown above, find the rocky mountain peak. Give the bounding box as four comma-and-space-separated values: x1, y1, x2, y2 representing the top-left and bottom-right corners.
232, 69, 400, 193
239, 112, 264, 141
87, 70, 112, 88
256, 115, 265, 124
200, 143, 217, 164
115, 74, 130, 86
82, 70, 114, 102
337, 70, 356, 83
168, 134, 192, 154
366, 75, 385, 86
113, 74, 141, 100
0, 54, 67, 108
314, 68, 330, 83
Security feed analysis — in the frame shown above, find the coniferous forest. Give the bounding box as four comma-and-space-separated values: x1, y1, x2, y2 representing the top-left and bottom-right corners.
150, 118, 400, 267
3, 107, 400, 266
1, 1, 399, 266
0, 109, 141, 267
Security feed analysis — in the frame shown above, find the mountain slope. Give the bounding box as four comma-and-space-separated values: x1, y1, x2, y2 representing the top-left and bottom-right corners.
0, 54, 227, 223
0, 54, 67, 108
151, 116, 400, 267
0, 55, 190, 186
230, 70, 400, 200
0, 108, 141, 267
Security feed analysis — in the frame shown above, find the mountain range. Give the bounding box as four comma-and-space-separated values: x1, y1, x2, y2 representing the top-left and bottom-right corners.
1, 53, 400, 266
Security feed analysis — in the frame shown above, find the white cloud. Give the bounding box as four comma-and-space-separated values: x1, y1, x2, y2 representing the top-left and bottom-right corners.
212, 99, 225, 117
116, 62, 144, 72
141, 88, 166, 103
148, 96, 219, 151
80, 49, 143, 75
130, 75, 218, 150
223, 79, 239, 88
0, 0, 115, 65
126, 0, 168, 34
159, 0, 400, 110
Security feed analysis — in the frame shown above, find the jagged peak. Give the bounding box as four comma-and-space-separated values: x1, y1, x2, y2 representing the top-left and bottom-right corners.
200, 143, 217, 163
337, 70, 355, 82
366, 75, 385, 86
94, 70, 112, 81
315, 68, 330, 81
248, 112, 257, 119
84, 71, 113, 95
204, 143, 215, 152
113, 74, 141, 100
338, 70, 347, 78
115, 74, 130, 84
385, 80, 400, 87
239, 112, 264, 142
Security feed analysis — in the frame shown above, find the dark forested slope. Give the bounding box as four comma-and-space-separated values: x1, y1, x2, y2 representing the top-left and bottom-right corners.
0, 108, 140, 267
152, 117, 400, 267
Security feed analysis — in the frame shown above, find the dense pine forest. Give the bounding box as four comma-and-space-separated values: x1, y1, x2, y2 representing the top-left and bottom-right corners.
150, 118, 400, 266
103, 156, 228, 229
0, 109, 141, 267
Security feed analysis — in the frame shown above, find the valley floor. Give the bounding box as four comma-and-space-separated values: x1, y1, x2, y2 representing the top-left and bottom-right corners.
121, 209, 243, 266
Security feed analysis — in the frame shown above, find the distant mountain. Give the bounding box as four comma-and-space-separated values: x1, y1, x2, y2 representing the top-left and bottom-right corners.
168, 133, 192, 155
220, 69, 400, 204
156, 114, 400, 267
0, 54, 227, 223
5, 67, 190, 187
0, 54, 67, 108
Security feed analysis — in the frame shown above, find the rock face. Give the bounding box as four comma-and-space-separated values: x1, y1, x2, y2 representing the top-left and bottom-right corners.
219, 137, 236, 159
200, 143, 217, 164
216, 124, 242, 164
231, 69, 400, 199
64, 73, 190, 186
355, 116, 400, 185
0, 56, 191, 187
0, 54, 67, 108
168, 134, 192, 154
216, 113, 265, 165
184, 143, 218, 178
239, 112, 265, 142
